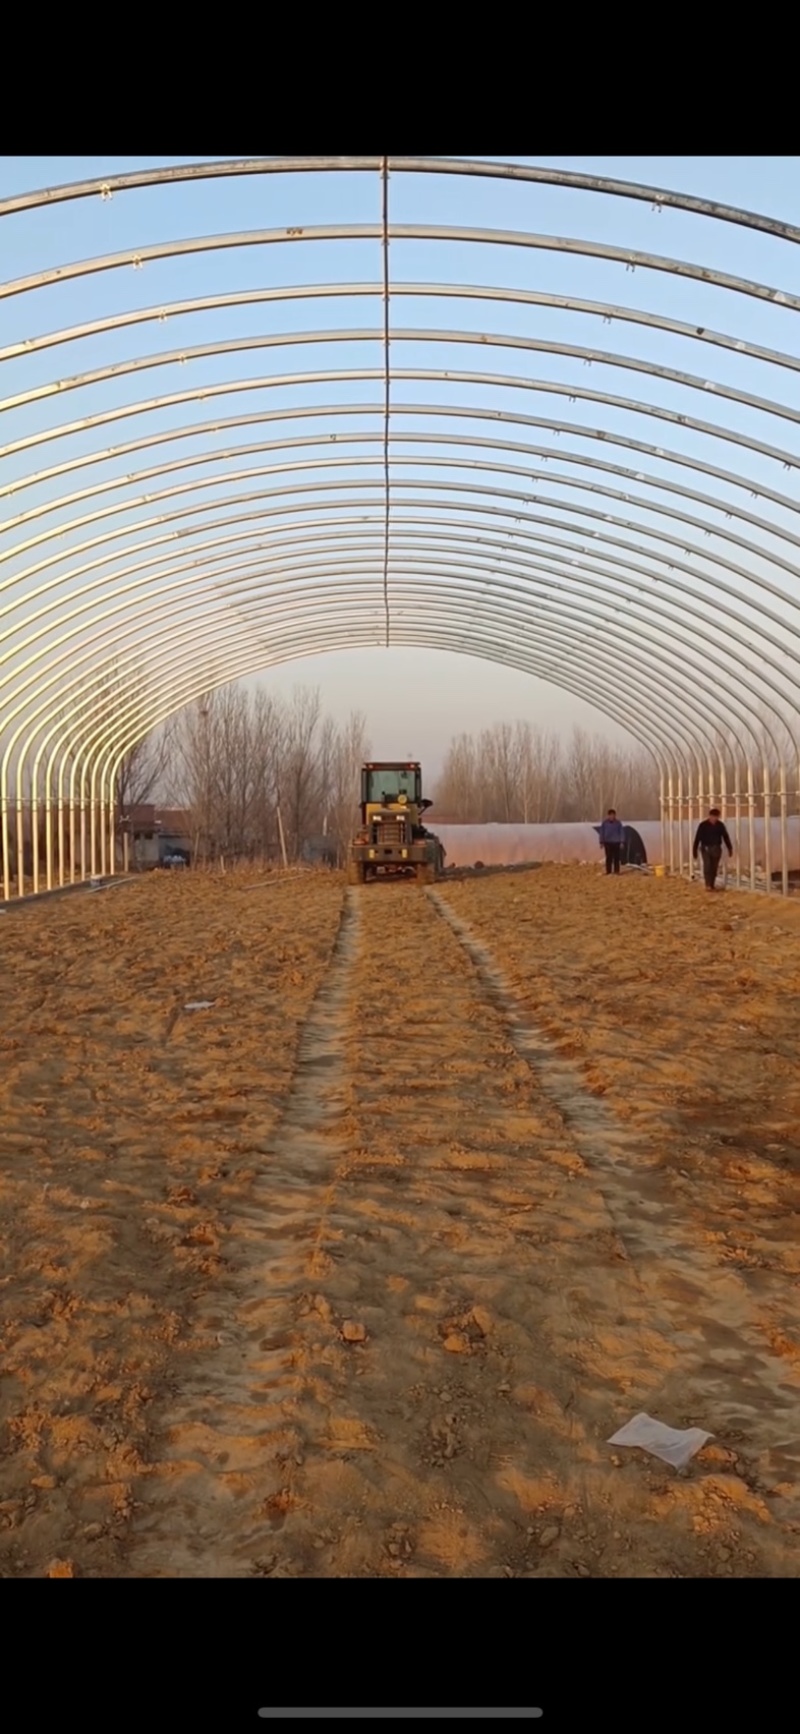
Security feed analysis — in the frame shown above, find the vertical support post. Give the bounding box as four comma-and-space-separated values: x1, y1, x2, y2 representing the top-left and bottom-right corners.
16, 792, 25, 900
662, 766, 669, 873
1, 782, 10, 903
99, 779, 107, 878
763, 760, 772, 896
779, 759, 789, 898
677, 766, 685, 881
747, 761, 756, 893
80, 771, 88, 882
31, 782, 40, 896
107, 770, 116, 879
733, 760, 742, 889
45, 768, 54, 892
57, 775, 66, 888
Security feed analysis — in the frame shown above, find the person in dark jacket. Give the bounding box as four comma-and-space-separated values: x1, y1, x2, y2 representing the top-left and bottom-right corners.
598, 809, 625, 875
693, 807, 733, 891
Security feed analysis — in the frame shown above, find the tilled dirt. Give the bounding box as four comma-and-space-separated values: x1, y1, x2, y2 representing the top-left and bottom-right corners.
1, 863, 799, 1577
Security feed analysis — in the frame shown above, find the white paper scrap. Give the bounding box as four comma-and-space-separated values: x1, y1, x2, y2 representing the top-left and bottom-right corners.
608, 1411, 713, 1470
184, 1000, 215, 1012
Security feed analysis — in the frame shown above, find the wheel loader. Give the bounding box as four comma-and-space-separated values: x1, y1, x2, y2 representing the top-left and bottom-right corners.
347, 762, 445, 885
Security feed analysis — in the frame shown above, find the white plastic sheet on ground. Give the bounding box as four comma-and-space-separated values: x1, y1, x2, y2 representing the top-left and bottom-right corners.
184, 1000, 215, 1012
431, 817, 800, 871
607, 1411, 713, 1469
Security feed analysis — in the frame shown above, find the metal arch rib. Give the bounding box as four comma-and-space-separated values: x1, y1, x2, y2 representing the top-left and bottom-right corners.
5, 435, 800, 597
84, 628, 677, 843
72, 610, 708, 787
4, 364, 799, 479
3, 323, 800, 441
5, 400, 800, 535
1, 509, 791, 783
2, 157, 800, 251
13, 523, 786, 781
4, 547, 773, 787
2, 282, 800, 382
7, 480, 800, 666
4, 536, 749, 762
6, 451, 800, 611
12, 615, 684, 897
3, 224, 800, 317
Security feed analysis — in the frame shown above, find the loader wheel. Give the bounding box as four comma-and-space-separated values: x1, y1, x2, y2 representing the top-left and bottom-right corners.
347, 860, 366, 886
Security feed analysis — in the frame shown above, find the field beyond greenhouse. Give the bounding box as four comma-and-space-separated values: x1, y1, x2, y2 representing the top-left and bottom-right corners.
1, 863, 799, 1579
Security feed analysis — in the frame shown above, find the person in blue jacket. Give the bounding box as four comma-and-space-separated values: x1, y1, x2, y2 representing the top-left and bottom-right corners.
598, 808, 625, 875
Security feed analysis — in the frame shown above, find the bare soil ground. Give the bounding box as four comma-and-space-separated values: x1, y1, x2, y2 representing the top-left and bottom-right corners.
1, 863, 799, 1577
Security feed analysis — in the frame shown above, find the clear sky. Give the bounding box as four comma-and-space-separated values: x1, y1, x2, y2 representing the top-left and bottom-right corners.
2, 155, 799, 777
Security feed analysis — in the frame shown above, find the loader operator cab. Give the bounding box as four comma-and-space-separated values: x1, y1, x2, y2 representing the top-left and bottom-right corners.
360, 764, 430, 809
360, 763, 433, 837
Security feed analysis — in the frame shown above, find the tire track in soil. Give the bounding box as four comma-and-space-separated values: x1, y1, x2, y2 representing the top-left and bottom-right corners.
242, 887, 798, 1581
120, 888, 360, 1578
0, 870, 347, 1581
124, 880, 798, 1578
428, 889, 800, 1545
282, 884, 798, 1578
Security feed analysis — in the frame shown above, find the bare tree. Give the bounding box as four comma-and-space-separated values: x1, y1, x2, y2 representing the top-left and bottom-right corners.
163, 683, 369, 864
279, 686, 324, 861
516, 721, 563, 823
434, 720, 659, 822
323, 710, 371, 864
433, 732, 477, 818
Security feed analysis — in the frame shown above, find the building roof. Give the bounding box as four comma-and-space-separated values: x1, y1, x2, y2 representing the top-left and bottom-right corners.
122, 804, 191, 833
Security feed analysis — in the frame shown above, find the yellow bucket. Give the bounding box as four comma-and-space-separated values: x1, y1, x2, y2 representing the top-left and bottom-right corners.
654, 864, 666, 877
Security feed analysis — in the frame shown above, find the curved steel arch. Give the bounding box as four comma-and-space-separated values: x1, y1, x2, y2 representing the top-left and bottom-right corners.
4, 219, 800, 316
8, 439, 800, 594
80, 605, 697, 856
5, 398, 800, 533
4, 155, 800, 244
6, 322, 800, 437
13, 554, 773, 894
5, 361, 800, 477
24, 550, 748, 792
87, 599, 742, 894
0, 490, 792, 728
1, 155, 798, 901
9, 520, 739, 867
4, 279, 800, 385
10, 544, 737, 816
6, 455, 800, 656
5, 426, 800, 577
1, 492, 794, 786
6, 480, 800, 719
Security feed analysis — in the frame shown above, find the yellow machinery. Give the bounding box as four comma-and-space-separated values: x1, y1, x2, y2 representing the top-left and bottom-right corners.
347, 762, 445, 885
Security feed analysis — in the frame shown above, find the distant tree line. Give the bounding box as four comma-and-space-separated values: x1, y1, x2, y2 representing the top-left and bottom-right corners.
432, 722, 661, 823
